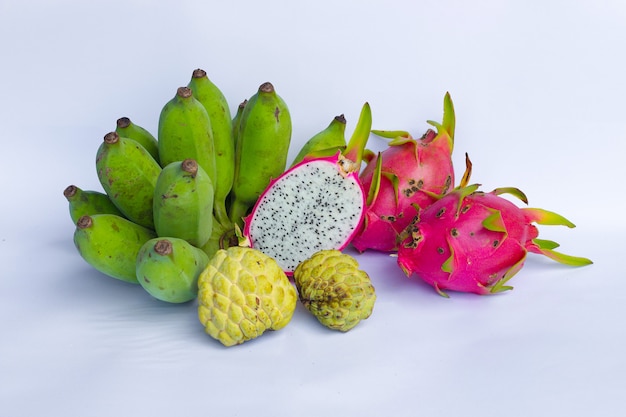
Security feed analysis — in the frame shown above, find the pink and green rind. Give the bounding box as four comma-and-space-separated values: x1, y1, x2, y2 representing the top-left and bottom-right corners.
242, 152, 367, 273
397, 184, 592, 296
351, 92, 456, 253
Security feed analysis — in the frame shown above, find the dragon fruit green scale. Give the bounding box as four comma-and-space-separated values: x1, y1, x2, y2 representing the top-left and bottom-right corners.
197, 246, 297, 346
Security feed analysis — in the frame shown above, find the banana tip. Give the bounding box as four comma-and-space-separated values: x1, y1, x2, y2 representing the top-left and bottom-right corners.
116, 117, 131, 128
259, 82, 274, 93
177, 86, 193, 98
154, 239, 173, 256
104, 131, 120, 144
192, 68, 207, 78
77, 215, 93, 229
64, 185, 78, 199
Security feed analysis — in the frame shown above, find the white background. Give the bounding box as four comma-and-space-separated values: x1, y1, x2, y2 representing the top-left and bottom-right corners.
1, 1, 624, 416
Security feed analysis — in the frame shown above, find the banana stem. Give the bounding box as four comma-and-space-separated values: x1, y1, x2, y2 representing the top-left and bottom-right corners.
214, 199, 232, 229
229, 199, 250, 228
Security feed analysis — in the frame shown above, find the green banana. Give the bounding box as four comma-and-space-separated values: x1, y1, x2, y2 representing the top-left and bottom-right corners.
158, 86, 217, 186
96, 132, 161, 229
136, 237, 210, 303
153, 159, 214, 248
290, 114, 347, 167
63, 185, 124, 224
228, 82, 292, 226
231, 99, 247, 159
73, 214, 156, 283
226, 99, 247, 217
187, 69, 233, 228
115, 117, 160, 164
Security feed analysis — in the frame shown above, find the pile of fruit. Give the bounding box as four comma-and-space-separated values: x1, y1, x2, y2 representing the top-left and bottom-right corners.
64, 68, 592, 346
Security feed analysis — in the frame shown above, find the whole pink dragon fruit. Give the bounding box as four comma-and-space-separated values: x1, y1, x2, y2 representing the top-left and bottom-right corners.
241, 103, 372, 275
397, 182, 593, 296
351, 92, 455, 253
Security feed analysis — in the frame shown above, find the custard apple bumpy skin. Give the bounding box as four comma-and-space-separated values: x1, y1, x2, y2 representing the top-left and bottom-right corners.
294, 250, 376, 332
197, 247, 297, 347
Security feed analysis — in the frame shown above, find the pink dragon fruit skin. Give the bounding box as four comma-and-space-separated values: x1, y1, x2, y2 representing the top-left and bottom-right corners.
351, 92, 455, 253
397, 184, 593, 296
241, 103, 372, 276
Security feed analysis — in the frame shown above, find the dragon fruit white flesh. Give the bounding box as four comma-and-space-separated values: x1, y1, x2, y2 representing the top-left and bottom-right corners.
397, 180, 593, 296
241, 103, 372, 275
352, 92, 455, 253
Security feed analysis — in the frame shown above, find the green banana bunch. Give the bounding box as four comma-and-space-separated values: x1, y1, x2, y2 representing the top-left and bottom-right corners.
158, 86, 217, 186
290, 114, 347, 167
96, 132, 161, 229
73, 214, 156, 283
153, 159, 214, 248
228, 82, 292, 226
136, 237, 210, 303
187, 69, 233, 228
115, 117, 160, 164
63, 185, 123, 224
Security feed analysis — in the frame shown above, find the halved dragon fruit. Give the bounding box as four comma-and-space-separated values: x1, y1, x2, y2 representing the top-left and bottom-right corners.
240, 103, 372, 275
397, 165, 593, 296
352, 92, 455, 253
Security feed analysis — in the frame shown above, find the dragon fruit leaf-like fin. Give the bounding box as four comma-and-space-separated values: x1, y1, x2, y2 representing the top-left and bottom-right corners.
522, 208, 576, 228
482, 208, 507, 233
532, 238, 560, 250
453, 184, 481, 217
530, 239, 593, 266
366, 152, 384, 206
363, 149, 377, 164
434, 283, 450, 298
493, 187, 529, 205
489, 249, 527, 294
398, 260, 411, 277
426, 92, 455, 145
459, 153, 473, 188
441, 238, 455, 275
343, 102, 372, 168
387, 135, 417, 147
382, 171, 400, 205
371, 130, 411, 139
